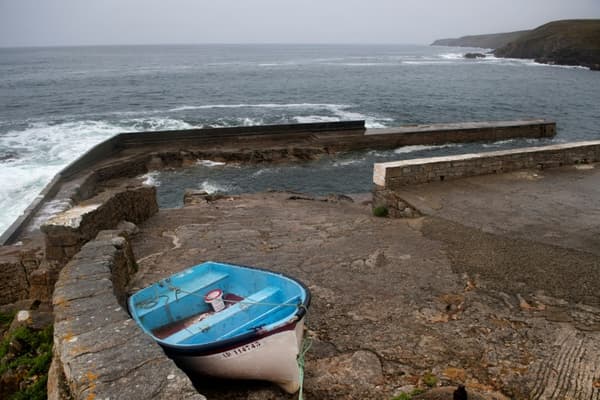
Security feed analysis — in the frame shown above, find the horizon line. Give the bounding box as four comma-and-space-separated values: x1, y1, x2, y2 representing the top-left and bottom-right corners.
0, 41, 432, 50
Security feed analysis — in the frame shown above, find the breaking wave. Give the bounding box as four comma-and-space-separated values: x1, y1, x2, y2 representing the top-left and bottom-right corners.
197, 160, 226, 167
394, 143, 464, 154
141, 171, 161, 186
199, 180, 231, 194
0, 116, 203, 235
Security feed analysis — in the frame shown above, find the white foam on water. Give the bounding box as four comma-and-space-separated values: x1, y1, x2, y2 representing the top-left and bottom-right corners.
472, 55, 591, 70
207, 117, 264, 128
199, 180, 230, 194
366, 150, 390, 157
322, 62, 396, 67
126, 117, 201, 131
168, 103, 352, 112
0, 165, 63, 235
197, 160, 226, 167
293, 115, 341, 124
522, 61, 590, 70
365, 121, 389, 129
251, 167, 279, 177
28, 198, 74, 231
482, 139, 516, 148
111, 103, 393, 129
0, 106, 395, 235
394, 143, 463, 154
439, 53, 465, 60
403, 60, 459, 65
0, 116, 202, 236
258, 63, 290, 67
326, 105, 393, 129
332, 159, 364, 167
141, 171, 161, 186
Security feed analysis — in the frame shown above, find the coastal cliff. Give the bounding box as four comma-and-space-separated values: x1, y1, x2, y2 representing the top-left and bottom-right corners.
432, 19, 600, 70
494, 20, 600, 70
431, 30, 529, 49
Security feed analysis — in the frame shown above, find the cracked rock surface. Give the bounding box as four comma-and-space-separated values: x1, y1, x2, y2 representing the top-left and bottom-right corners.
130, 176, 600, 400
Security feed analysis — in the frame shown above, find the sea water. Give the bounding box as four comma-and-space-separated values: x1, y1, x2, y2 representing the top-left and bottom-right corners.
1, 44, 599, 233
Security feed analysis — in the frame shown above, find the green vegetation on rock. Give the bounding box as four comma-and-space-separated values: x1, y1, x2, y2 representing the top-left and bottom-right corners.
494, 20, 600, 70
373, 206, 389, 217
0, 323, 53, 400
391, 388, 425, 400
423, 372, 438, 387
0, 311, 16, 330
433, 19, 600, 70
431, 30, 530, 49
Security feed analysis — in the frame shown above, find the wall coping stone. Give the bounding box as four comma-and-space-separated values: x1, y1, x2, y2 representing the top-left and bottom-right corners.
51, 230, 205, 400
374, 140, 600, 186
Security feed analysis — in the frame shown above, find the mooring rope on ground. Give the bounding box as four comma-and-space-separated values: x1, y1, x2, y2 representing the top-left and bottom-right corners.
297, 336, 312, 400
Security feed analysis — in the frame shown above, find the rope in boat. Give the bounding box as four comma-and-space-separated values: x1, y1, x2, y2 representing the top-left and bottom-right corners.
146, 280, 308, 313
136, 294, 169, 309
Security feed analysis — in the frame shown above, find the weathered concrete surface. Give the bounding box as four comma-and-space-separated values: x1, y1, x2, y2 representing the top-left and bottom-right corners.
52, 230, 204, 400
398, 164, 600, 258
129, 177, 600, 399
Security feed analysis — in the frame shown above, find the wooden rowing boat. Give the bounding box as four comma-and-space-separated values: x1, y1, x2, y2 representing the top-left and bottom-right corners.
128, 261, 311, 393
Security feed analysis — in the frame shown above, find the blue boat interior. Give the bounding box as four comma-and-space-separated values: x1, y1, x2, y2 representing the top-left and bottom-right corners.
129, 261, 307, 347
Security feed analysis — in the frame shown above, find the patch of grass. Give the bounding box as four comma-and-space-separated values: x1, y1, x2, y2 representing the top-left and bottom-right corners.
0, 324, 53, 400
373, 206, 389, 217
0, 311, 16, 330
10, 374, 48, 400
391, 388, 426, 400
423, 372, 438, 387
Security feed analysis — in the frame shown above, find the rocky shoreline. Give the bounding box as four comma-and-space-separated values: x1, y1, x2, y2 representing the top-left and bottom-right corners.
433, 19, 600, 71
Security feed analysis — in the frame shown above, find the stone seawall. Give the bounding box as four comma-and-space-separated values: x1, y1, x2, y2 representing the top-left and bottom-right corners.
50, 229, 204, 400
41, 185, 158, 264
0, 184, 158, 307
373, 141, 600, 215
374, 141, 600, 188
361, 119, 555, 149
0, 119, 555, 246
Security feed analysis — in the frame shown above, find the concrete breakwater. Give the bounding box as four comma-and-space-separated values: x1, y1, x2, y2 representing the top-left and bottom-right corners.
0, 119, 554, 246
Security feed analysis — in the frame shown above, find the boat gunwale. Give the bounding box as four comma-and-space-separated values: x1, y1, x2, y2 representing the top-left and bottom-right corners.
128, 261, 311, 356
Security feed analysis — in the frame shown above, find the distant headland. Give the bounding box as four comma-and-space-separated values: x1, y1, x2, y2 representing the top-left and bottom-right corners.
432, 19, 600, 70
431, 30, 529, 50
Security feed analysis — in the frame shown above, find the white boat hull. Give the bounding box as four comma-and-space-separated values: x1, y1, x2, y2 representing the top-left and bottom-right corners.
173, 318, 305, 393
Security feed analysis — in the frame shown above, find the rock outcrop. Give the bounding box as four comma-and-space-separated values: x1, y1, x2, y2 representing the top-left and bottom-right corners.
464, 53, 486, 59
494, 20, 600, 70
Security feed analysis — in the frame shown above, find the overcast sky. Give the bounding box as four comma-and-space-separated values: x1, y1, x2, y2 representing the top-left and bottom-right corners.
1, 0, 599, 47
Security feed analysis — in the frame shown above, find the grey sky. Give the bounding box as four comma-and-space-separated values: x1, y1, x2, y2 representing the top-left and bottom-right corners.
1, 0, 599, 47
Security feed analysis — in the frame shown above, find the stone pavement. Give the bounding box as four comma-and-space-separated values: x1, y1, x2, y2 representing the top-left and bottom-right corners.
129, 166, 600, 400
